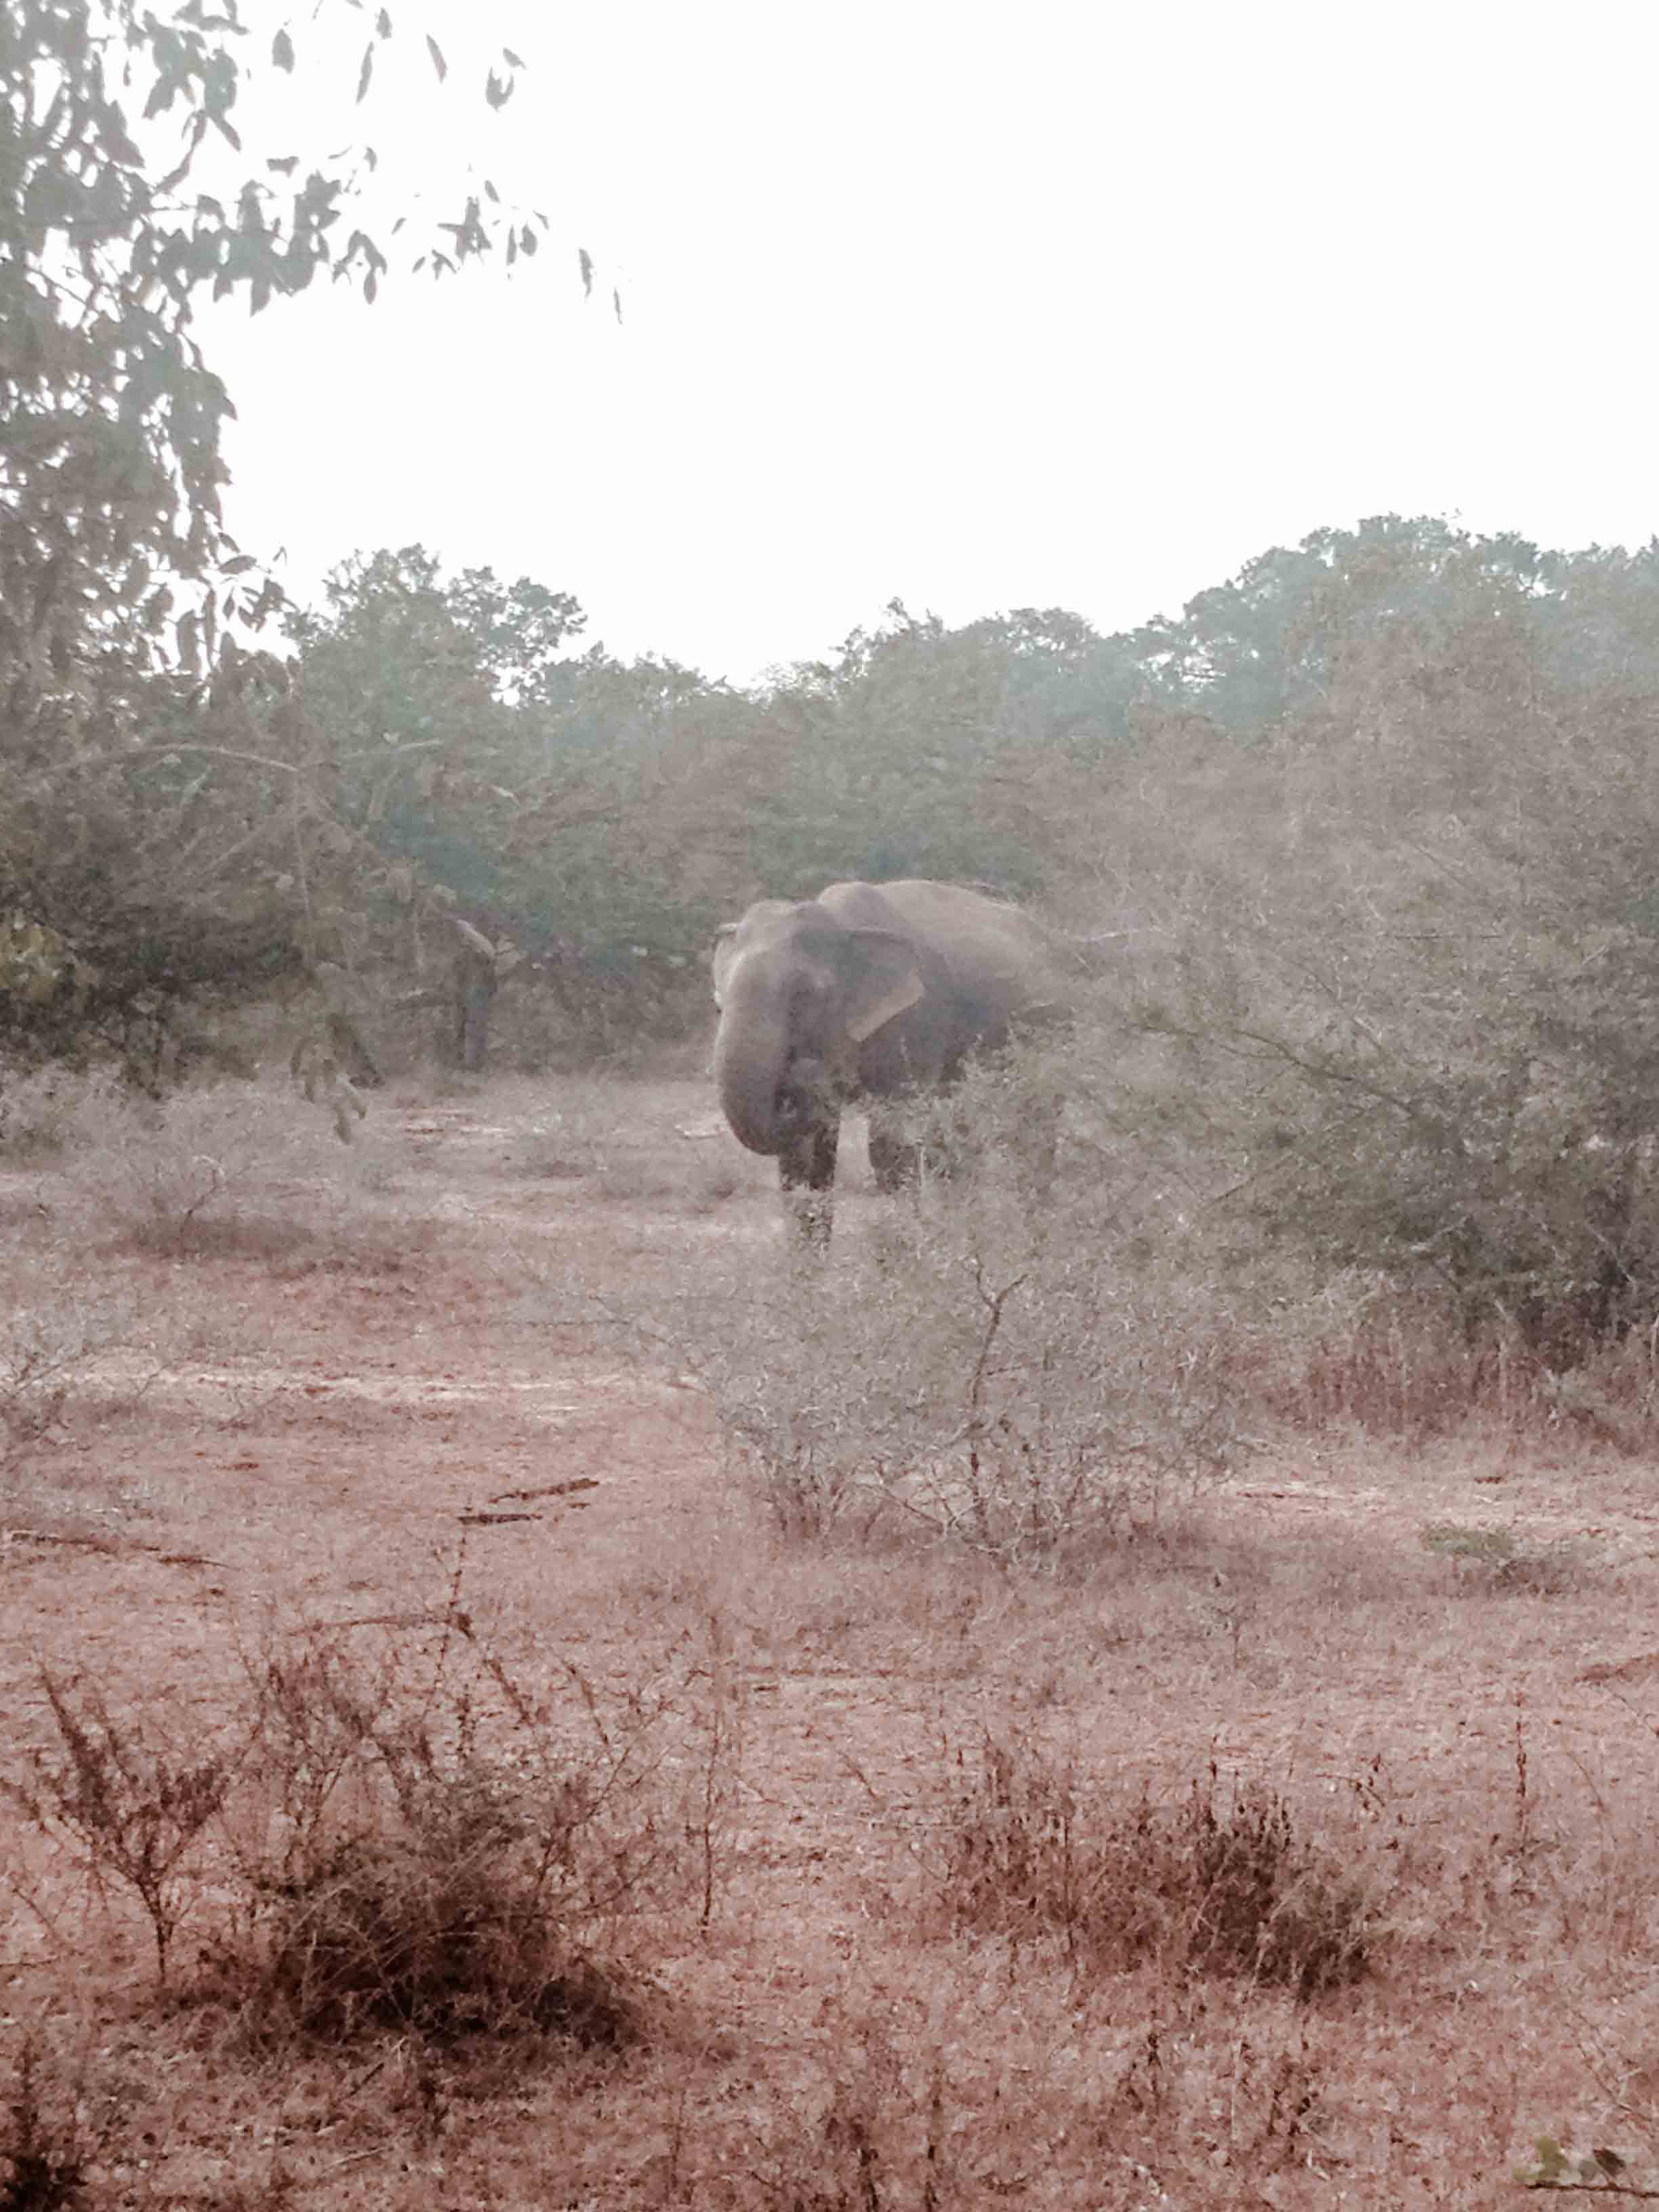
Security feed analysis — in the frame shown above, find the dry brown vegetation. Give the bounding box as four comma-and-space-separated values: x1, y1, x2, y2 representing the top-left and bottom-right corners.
4, 1067, 1659, 2208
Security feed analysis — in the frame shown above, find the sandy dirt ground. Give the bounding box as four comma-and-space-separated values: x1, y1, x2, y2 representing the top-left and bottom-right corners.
5, 1078, 1659, 2208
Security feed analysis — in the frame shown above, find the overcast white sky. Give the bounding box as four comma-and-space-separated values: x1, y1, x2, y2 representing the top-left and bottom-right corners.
198, 1, 1658, 687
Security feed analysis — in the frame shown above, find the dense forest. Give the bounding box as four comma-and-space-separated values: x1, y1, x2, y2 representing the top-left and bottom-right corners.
8, 1, 1659, 1359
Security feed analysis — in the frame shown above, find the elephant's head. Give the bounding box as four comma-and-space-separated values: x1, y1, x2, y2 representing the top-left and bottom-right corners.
711, 899, 928, 1156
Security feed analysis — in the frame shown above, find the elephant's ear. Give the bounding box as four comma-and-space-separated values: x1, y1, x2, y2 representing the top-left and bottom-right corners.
840, 929, 926, 1044
710, 923, 739, 1008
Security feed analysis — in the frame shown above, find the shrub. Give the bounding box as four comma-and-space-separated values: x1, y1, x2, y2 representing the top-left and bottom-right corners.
211, 1620, 697, 2053
943, 1739, 1377, 1998
0, 1271, 140, 1473
3, 1603, 727, 2064
0, 1067, 79, 1165
1419, 1521, 1587, 1595
4, 1673, 239, 1985
248, 1777, 640, 2047
702, 1046, 1242, 1563
53, 1076, 396, 1260
0, 2039, 89, 2212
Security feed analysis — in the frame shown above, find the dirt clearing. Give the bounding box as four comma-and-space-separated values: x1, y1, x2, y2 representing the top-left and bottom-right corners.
4, 1075, 1659, 2208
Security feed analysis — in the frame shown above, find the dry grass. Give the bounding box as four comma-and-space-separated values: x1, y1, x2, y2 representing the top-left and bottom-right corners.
4, 1071, 1659, 2204
46, 1072, 417, 1263
0, 1261, 144, 1477
941, 1738, 1378, 1996
1253, 1262, 1659, 1457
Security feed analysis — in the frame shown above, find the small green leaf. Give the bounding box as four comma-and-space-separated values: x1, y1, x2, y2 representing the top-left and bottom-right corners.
503, 45, 525, 66
272, 27, 295, 70
578, 247, 593, 296
356, 39, 374, 100
1530, 2135, 1568, 2182
426, 33, 447, 80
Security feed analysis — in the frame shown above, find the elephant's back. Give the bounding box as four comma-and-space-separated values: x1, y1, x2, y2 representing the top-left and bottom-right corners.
818, 879, 1062, 1027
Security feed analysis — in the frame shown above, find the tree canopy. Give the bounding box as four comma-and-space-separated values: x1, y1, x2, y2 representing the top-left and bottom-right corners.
1, 0, 548, 721
0, 0, 574, 1061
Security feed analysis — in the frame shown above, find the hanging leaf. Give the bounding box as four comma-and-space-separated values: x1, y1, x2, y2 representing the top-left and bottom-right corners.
356, 39, 374, 101
272, 27, 295, 70
426, 34, 447, 81
578, 247, 594, 297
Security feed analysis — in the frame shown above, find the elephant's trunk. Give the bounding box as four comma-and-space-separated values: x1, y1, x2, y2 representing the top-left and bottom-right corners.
714, 983, 794, 1156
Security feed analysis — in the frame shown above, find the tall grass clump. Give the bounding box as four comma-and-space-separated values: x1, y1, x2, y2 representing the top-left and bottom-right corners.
941, 1737, 1377, 1998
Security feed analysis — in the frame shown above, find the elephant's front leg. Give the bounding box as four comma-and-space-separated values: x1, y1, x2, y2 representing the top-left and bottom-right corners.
780, 1115, 838, 1244
867, 1103, 923, 1195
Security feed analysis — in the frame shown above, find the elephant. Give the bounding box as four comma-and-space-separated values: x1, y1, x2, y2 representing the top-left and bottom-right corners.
711, 879, 1068, 1237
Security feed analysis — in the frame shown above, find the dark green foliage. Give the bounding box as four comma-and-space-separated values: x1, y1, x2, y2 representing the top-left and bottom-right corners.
0, 7, 558, 1064
1, 3, 538, 727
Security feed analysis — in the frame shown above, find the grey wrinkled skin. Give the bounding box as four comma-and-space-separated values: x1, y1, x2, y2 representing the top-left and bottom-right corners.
710, 880, 1067, 1240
